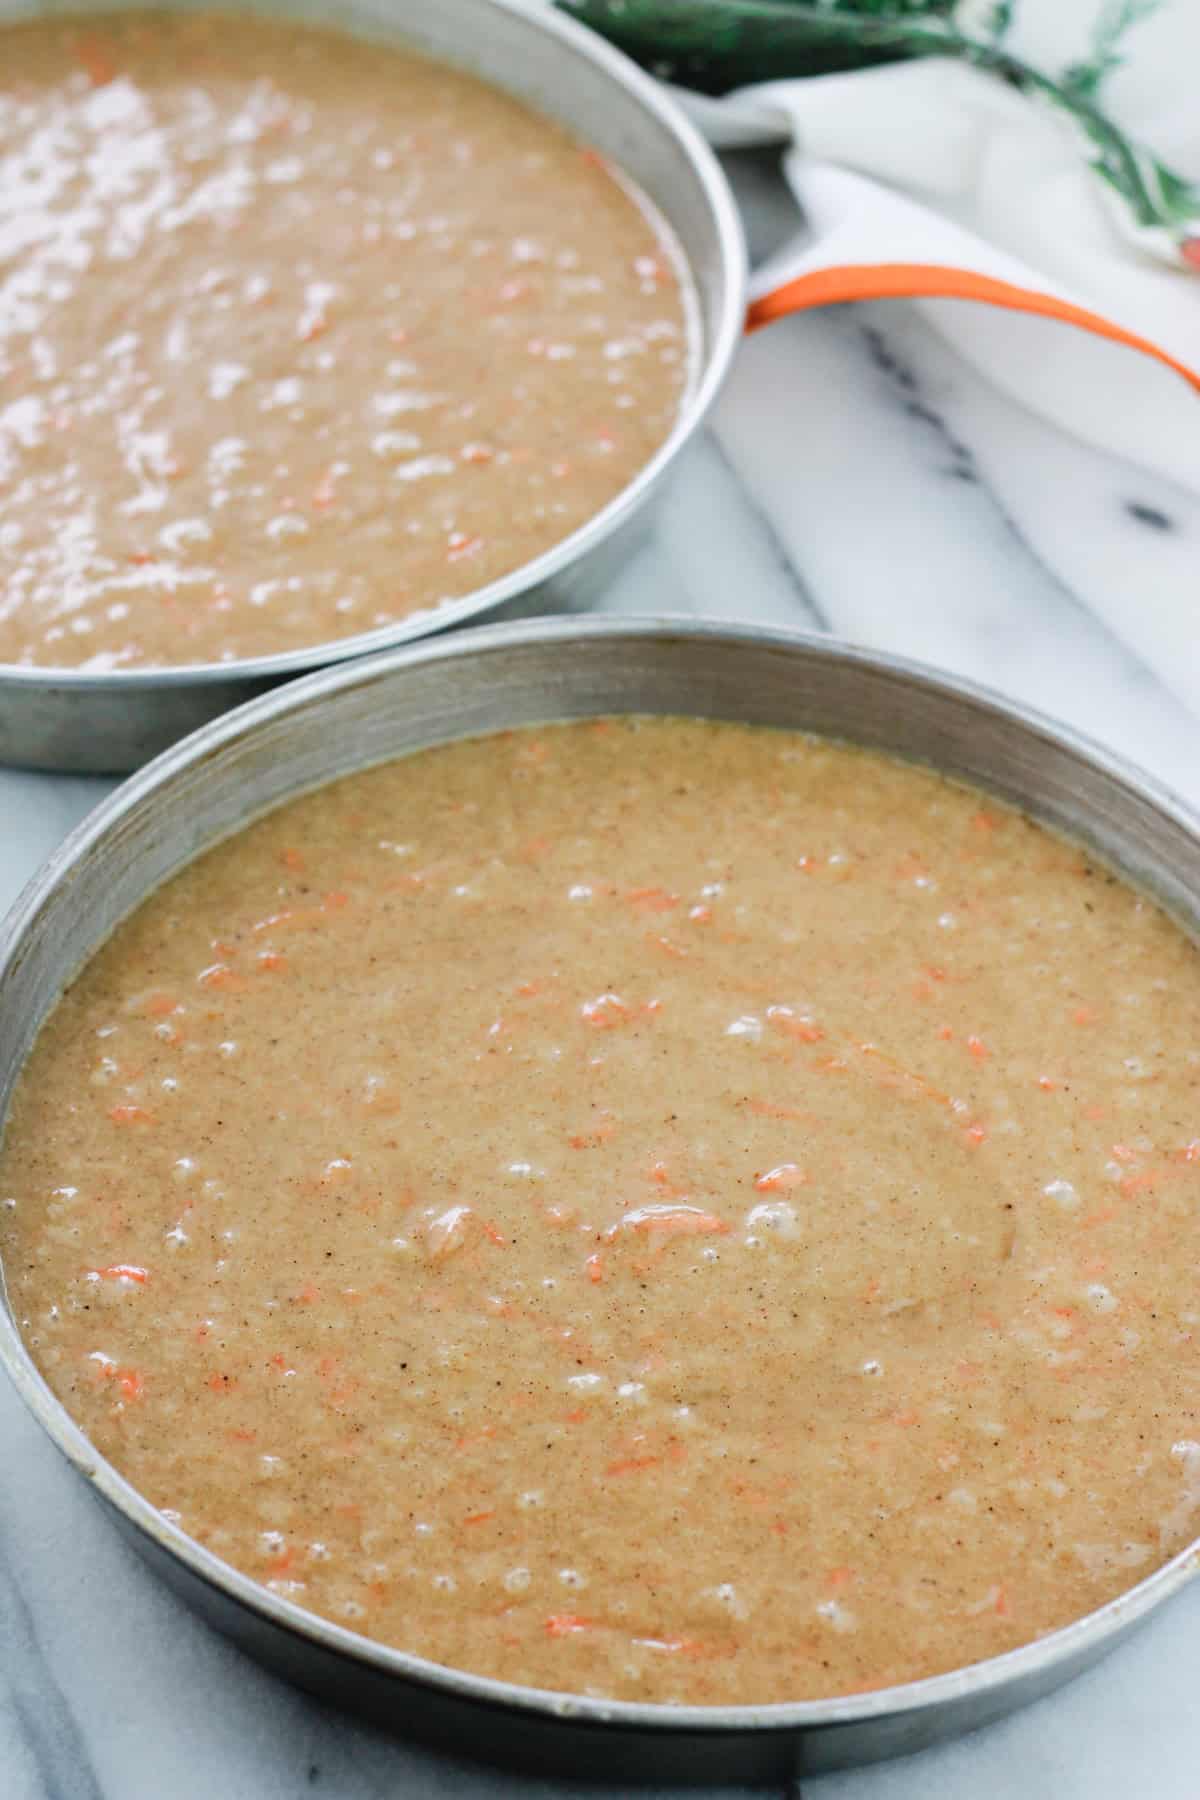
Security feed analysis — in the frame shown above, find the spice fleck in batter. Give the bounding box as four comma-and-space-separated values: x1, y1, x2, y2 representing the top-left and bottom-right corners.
4, 719, 1200, 1704
0, 13, 690, 669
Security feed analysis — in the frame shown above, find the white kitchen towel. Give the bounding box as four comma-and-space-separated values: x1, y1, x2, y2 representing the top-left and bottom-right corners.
563, 1, 1200, 492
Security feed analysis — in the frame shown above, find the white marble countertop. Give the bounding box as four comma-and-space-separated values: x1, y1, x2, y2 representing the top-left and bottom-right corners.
3, 150, 1200, 1799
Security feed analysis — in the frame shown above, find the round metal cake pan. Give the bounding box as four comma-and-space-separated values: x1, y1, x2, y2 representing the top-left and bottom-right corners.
2, 618, 1199, 1786
0, 0, 746, 775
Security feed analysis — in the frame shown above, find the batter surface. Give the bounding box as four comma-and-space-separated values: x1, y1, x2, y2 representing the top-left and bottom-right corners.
4, 719, 1200, 1705
0, 12, 690, 669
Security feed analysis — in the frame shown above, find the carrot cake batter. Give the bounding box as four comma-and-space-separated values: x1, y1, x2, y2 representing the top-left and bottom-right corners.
4, 719, 1200, 1703
0, 12, 691, 668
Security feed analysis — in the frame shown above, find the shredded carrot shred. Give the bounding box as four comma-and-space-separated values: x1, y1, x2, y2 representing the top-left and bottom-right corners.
626, 886, 679, 913
607, 1203, 729, 1245
606, 1454, 660, 1477
107, 1104, 154, 1126
72, 34, 116, 85
753, 1163, 806, 1192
